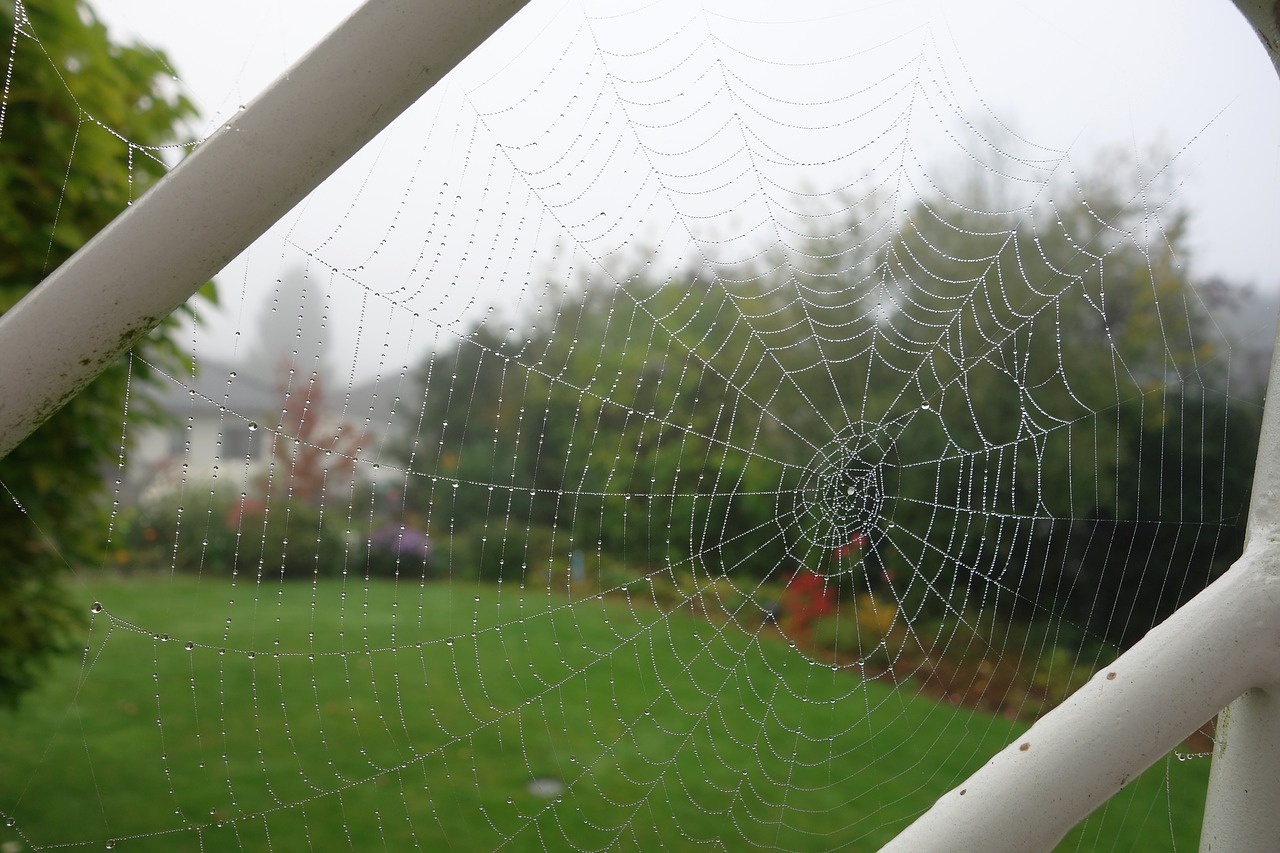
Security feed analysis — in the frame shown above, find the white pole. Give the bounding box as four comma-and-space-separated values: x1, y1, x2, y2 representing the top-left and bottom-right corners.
879, 543, 1280, 852
0, 0, 528, 461
1195, 2, 1280, 849
1199, 217, 1280, 852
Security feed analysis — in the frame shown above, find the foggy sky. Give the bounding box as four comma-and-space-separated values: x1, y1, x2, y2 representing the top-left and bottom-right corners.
87, 0, 1280, 382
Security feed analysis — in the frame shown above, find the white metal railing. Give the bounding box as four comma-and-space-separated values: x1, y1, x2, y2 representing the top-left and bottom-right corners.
0, 0, 530, 460
0, 1, 1276, 849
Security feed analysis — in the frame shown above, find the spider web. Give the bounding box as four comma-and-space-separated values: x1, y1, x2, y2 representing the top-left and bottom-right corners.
2, 0, 1277, 850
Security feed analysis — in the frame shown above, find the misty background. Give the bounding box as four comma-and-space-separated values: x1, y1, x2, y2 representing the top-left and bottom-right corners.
84, 0, 1280, 386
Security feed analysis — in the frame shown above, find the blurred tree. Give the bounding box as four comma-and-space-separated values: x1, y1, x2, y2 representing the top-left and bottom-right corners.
396, 150, 1260, 652
262, 369, 362, 506
0, 0, 209, 706
240, 267, 333, 381
877, 160, 1259, 644
400, 274, 812, 583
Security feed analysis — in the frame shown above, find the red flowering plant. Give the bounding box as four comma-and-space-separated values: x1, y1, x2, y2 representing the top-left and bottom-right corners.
781, 569, 836, 643
217, 370, 364, 580
832, 531, 868, 559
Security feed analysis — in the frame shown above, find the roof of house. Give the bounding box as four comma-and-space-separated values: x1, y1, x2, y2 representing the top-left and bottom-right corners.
145, 358, 282, 422
143, 358, 413, 440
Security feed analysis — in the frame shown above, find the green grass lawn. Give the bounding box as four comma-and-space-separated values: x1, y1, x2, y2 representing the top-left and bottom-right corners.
0, 574, 1209, 851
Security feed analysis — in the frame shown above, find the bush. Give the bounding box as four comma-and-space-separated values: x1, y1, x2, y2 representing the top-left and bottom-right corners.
363, 524, 437, 580
861, 613, 1116, 719
240, 500, 349, 580
118, 487, 350, 579
810, 593, 903, 671
586, 550, 639, 594
781, 570, 836, 641
115, 486, 240, 574
437, 528, 526, 583
648, 567, 693, 608
522, 525, 573, 588
437, 523, 580, 585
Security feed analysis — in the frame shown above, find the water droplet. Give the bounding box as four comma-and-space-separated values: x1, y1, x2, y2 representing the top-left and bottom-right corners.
90, 601, 103, 614
4, 817, 15, 827
921, 403, 931, 411
247, 422, 258, 431
184, 642, 194, 651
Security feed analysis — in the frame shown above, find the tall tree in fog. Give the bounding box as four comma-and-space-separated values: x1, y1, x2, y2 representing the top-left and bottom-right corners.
242, 267, 333, 384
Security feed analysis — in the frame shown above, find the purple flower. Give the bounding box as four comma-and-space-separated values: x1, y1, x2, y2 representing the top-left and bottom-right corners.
369, 524, 433, 560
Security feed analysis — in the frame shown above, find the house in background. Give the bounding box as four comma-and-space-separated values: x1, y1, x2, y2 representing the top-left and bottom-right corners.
120, 358, 400, 507
120, 359, 279, 505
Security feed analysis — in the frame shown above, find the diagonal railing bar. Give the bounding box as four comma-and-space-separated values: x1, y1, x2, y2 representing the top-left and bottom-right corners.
0, 0, 528, 461
885, 2, 1280, 849
1200, 5, 1280, 847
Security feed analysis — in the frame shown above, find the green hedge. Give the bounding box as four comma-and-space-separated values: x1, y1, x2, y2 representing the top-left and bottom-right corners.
115, 487, 351, 580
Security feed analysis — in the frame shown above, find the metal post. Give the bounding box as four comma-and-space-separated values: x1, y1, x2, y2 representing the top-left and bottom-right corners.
1230, 0, 1280, 83
1193, 3, 1280, 850
0, 0, 528, 461
880, 543, 1280, 852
